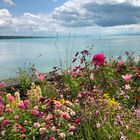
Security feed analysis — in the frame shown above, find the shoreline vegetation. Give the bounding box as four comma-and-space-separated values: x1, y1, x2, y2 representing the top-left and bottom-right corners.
0, 49, 140, 140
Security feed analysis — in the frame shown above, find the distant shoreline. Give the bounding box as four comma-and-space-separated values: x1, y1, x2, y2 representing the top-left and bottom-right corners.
0, 36, 55, 40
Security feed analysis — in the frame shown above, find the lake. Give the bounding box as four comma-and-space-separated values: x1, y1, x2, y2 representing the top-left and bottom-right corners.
0, 35, 140, 80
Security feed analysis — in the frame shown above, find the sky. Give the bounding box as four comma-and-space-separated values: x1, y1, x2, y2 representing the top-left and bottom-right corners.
0, 0, 140, 36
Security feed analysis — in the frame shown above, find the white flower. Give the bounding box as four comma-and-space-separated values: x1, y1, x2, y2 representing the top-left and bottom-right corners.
59, 133, 66, 138
125, 84, 131, 90
70, 111, 76, 116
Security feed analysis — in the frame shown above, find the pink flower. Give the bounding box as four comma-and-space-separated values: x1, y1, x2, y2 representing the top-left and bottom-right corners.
24, 100, 30, 105
3, 120, 9, 126
20, 127, 26, 133
31, 109, 39, 115
5, 108, 13, 113
55, 102, 62, 109
8, 96, 15, 101
18, 103, 25, 109
75, 118, 81, 125
0, 81, 5, 88
14, 115, 19, 120
20, 134, 27, 138
35, 72, 46, 81
92, 53, 105, 66
122, 74, 132, 82
33, 122, 40, 128
117, 61, 124, 67
49, 136, 56, 140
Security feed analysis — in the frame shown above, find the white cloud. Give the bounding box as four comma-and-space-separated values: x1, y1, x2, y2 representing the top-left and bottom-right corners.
3, 0, 15, 6
0, 0, 140, 35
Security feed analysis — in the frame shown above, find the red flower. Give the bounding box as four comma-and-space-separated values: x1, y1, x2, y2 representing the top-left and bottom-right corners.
3, 120, 9, 126
75, 118, 81, 125
92, 53, 105, 66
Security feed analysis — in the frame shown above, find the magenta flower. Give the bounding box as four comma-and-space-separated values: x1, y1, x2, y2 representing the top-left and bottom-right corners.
3, 120, 9, 126
18, 103, 25, 109
24, 100, 30, 105
31, 109, 39, 115
8, 96, 15, 101
92, 53, 105, 66
35, 72, 46, 81
122, 74, 132, 82
14, 115, 19, 120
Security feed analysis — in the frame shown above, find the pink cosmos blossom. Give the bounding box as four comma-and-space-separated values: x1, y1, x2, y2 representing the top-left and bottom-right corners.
14, 115, 19, 120
20, 127, 27, 133
122, 74, 132, 82
24, 100, 30, 105
92, 52, 105, 66
5, 108, 13, 113
18, 103, 25, 109
31, 109, 39, 115
35, 72, 46, 81
8, 96, 15, 101
14, 123, 22, 131
49, 136, 56, 140
3, 120, 9, 126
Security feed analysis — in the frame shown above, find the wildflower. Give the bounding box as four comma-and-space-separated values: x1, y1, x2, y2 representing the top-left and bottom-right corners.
39, 127, 46, 134
5, 108, 13, 113
120, 135, 126, 140
1, 130, 5, 136
122, 74, 132, 82
59, 133, 66, 139
13, 123, 22, 131
49, 136, 56, 140
31, 109, 39, 115
20, 127, 26, 133
0, 81, 5, 88
14, 115, 19, 120
137, 130, 140, 134
90, 73, 94, 80
69, 125, 76, 131
15, 91, 21, 103
117, 61, 124, 67
35, 72, 46, 81
55, 102, 62, 109
3, 120, 9, 126
20, 134, 27, 138
96, 123, 101, 128
24, 100, 30, 105
8, 96, 15, 101
75, 118, 81, 125
51, 126, 56, 132
18, 103, 25, 109
70, 111, 76, 116
33, 122, 40, 128
125, 84, 131, 90
0, 104, 4, 114
92, 52, 105, 66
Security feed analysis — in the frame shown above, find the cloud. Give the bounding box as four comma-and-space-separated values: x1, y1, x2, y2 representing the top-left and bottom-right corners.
3, 0, 15, 6
52, 0, 140, 27
0, 0, 140, 35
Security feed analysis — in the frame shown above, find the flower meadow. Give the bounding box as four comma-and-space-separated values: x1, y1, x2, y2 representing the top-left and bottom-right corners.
0, 49, 140, 140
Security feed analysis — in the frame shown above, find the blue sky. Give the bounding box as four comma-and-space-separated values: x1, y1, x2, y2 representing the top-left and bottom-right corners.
0, 0, 140, 36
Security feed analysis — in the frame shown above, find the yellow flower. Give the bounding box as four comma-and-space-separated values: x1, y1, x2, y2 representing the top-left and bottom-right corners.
6, 93, 11, 98
6, 104, 10, 108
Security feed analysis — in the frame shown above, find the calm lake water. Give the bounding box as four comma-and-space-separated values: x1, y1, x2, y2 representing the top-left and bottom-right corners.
0, 35, 140, 80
